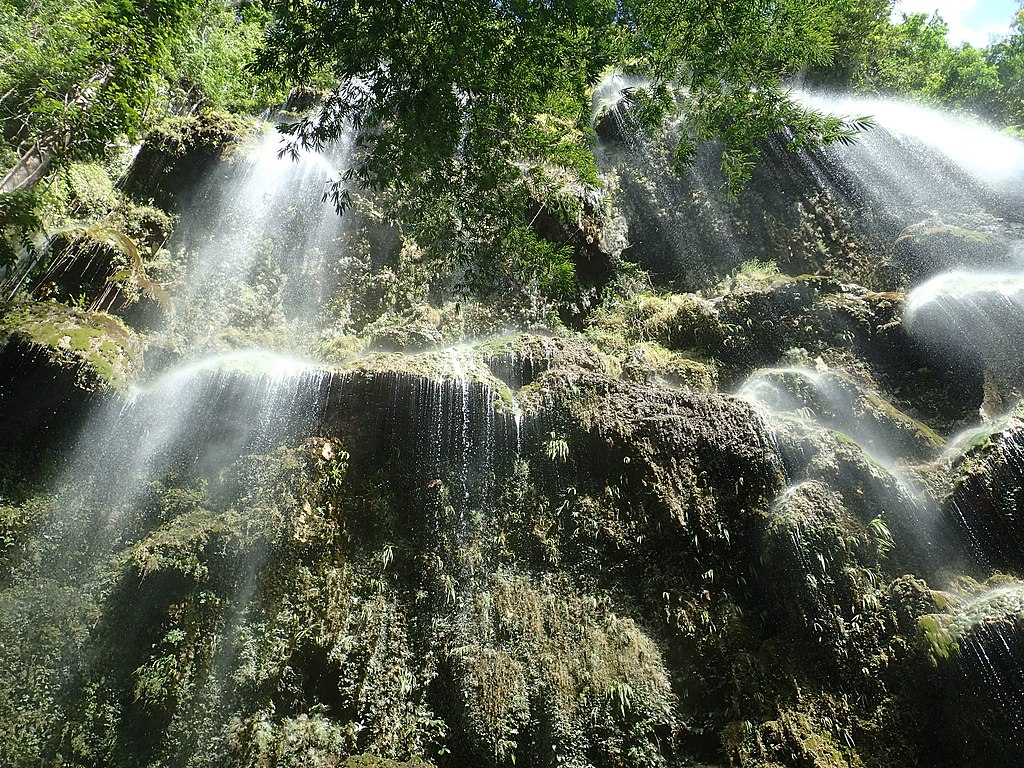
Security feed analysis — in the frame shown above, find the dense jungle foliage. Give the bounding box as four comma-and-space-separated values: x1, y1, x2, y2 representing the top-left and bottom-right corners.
1, 0, 1022, 298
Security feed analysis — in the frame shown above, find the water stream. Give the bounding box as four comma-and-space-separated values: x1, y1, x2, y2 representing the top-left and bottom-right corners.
4, 87, 1024, 764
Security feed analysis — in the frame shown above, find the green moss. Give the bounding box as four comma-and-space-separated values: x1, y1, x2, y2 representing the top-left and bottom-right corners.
64, 162, 119, 215
366, 307, 445, 352
318, 333, 369, 363
341, 757, 435, 768
124, 112, 257, 209
455, 575, 675, 765
862, 390, 944, 450
0, 301, 143, 390
724, 709, 864, 768
919, 583, 1024, 666
587, 291, 723, 356
619, 341, 718, 391
718, 258, 785, 293
918, 613, 959, 663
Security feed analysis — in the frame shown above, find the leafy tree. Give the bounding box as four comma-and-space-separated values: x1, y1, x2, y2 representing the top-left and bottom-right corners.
986, 4, 1024, 130
938, 43, 1002, 117
870, 12, 953, 95
253, 0, 619, 296
254, 0, 871, 295
157, 0, 282, 116
806, 0, 893, 87
810, 1, 1021, 131
0, 0, 278, 192
0, 0, 205, 191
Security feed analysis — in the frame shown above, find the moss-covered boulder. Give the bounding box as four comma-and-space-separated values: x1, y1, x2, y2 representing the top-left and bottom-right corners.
0, 301, 142, 391
479, 332, 611, 389
917, 581, 1024, 768
723, 709, 860, 768
588, 291, 725, 356
760, 482, 877, 635
742, 367, 944, 462
124, 112, 255, 210
620, 341, 718, 392
766, 410, 965, 579
516, 368, 787, 587
893, 215, 1024, 283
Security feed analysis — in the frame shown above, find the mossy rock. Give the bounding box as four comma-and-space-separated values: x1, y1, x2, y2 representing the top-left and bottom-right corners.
893, 215, 1023, 282
366, 308, 445, 352
124, 111, 256, 210
743, 366, 943, 462
341, 757, 434, 768
760, 481, 875, 632
769, 414, 958, 578
713, 276, 841, 369
450, 574, 675, 767
517, 368, 787, 577
620, 341, 718, 392
697, 275, 979, 430
916, 581, 1024, 767
919, 581, 1024, 662
0, 301, 143, 391
284, 85, 326, 113
479, 332, 611, 389
723, 709, 862, 768
588, 291, 724, 355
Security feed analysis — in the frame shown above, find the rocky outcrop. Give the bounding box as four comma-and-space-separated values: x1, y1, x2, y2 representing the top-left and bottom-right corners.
942, 404, 1024, 571
0, 331, 1016, 768
123, 112, 255, 210
0, 300, 143, 391
917, 581, 1024, 767
893, 214, 1024, 284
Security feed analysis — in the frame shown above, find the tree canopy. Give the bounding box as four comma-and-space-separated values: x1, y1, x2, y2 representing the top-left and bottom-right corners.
1, 0, 1023, 295
0, 0, 275, 192
251, 0, 877, 293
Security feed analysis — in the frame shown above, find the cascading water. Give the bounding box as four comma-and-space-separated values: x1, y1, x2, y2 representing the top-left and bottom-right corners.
166, 125, 353, 345
717, 94, 1024, 751
797, 92, 1024, 206
0, 122, 525, 765
594, 75, 1024, 292
905, 271, 1024, 367
8, 83, 1024, 766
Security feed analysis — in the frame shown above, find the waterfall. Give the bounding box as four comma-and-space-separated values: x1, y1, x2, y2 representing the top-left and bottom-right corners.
6, 86, 1024, 766
165, 126, 353, 347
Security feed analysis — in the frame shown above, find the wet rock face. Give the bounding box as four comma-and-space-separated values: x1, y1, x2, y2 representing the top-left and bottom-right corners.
478, 332, 609, 389
918, 583, 1024, 768
523, 369, 786, 541
613, 275, 981, 430
760, 481, 872, 629
893, 215, 1024, 285
944, 406, 1024, 571
743, 367, 944, 462
299, 361, 790, 766
0, 302, 140, 456
0, 330, 1015, 768
596, 117, 898, 292
0, 337, 101, 459
0, 340, 792, 768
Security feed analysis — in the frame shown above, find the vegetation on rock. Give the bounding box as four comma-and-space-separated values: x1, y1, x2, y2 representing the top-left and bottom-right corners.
2, 1, 1024, 767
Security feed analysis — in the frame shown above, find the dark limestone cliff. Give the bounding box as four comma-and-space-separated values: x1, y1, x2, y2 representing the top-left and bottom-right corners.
3, 99, 1024, 768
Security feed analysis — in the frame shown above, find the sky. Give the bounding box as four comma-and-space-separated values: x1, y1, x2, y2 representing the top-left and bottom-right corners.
892, 0, 1020, 46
